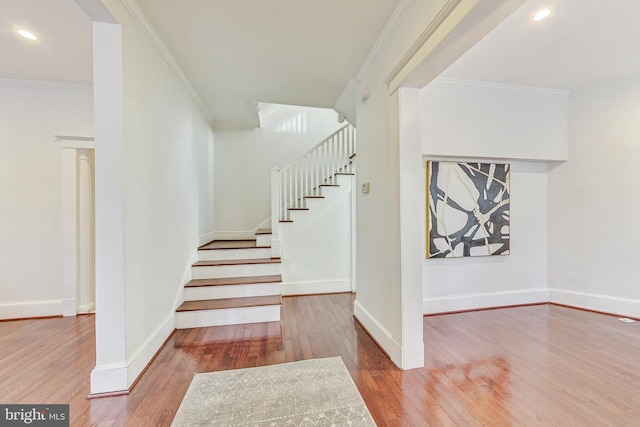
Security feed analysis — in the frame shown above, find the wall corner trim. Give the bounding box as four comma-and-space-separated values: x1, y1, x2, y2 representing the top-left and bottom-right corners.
118, 0, 214, 123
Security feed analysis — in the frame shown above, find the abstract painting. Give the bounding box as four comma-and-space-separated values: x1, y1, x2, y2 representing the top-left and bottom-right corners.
426, 161, 510, 258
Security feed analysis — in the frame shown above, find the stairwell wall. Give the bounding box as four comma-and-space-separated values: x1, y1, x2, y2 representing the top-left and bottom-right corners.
91, 0, 215, 393
213, 105, 342, 236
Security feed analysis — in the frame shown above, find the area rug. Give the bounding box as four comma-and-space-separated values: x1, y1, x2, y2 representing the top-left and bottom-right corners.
171, 357, 376, 426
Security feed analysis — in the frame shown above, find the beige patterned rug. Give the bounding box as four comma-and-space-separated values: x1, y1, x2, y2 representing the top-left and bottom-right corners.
171, 357, 376, 426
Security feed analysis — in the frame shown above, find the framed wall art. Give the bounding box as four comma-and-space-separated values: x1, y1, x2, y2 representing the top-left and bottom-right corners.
426, 161, 510, 258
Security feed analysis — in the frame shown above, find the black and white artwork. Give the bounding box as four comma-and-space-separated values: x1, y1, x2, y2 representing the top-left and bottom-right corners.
427, 161, 510, 258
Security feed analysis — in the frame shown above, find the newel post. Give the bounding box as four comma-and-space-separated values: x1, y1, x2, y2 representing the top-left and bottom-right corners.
270, 167, 281, 258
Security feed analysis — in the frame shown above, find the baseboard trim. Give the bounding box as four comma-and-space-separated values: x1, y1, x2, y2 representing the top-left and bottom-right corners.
282, 280, 351, 296
125, 307, 177, 389
549, 288, 640, 319
0, 299, 64, 320
424, 302, 548, 316
423, 288, 549, 315
77, 303, 95, 314
353, 300, 402, 367
89, 362, 128, 395
62, 298, 77, 317
198, 231, 216, 246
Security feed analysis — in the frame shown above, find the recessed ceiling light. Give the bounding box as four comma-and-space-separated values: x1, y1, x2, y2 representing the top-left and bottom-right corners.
17, 29, 37, 40
532, 8, 552, 22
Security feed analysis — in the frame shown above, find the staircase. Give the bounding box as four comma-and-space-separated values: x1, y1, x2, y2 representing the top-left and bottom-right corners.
175, 124, 355, 329
175, 229, 282, 329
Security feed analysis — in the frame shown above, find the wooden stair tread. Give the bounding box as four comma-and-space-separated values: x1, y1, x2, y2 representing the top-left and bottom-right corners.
255, 229, 272, 235
289, 207, 309, 211
199, 240, 265, 250
193, 258, 281, 267
320, 184, 340, 187
185, 275, 282, 288
304, 195, 324, 199
177, 295, 282, 312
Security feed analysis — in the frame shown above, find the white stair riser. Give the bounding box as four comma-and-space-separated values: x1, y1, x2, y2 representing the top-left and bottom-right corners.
184, 283, 281, 301
175, 305, 281, 329
192, 263, 280, 279
198, 247, 272, 261
256, 234, 271, 247
302, 198, 324, 209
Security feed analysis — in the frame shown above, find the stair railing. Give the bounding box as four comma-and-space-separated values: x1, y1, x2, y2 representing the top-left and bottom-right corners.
270, 124, 356, 256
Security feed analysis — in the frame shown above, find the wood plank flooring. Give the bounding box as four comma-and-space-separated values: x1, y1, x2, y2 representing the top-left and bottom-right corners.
1, 294, 638, 426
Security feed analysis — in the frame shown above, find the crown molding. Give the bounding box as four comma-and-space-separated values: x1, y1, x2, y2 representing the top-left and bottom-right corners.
0, 78, 93, 91
570, 73, 640, 96
431, 77, 571, 96
383, 0, 475, 91
354, 0, 416, 82
118, 0, 214, 124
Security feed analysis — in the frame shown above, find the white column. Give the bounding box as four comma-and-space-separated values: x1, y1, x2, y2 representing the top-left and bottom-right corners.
77, 149, 95, 313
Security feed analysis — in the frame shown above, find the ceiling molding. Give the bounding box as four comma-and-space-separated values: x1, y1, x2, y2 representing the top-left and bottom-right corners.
570, 73, 640, 97
431, 77, 571, 96
354, 0, 416, 82
383, 0, 479, 92
0, 78, 93, 91
118, 0, 214, 124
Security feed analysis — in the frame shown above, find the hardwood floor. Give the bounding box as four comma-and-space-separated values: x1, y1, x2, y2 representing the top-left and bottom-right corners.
1, 294, 638, 426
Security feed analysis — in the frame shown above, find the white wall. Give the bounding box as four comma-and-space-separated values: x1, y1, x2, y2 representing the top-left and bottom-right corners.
214, 104, 342, 235
422, 160, 549, 312
349, 0, 473, 369
0, 80, 93, 319
548, 78, 640, 317
90, 0, 215, 393
421, 78, 568, 161
279, 175, 353, 295
416, 79, 567, 313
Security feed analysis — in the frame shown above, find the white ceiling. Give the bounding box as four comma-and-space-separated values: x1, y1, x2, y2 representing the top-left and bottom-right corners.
134, 0, 401, 127
0, 0, 92, 85
440, 0, 640, 90
2, 0, 638, 125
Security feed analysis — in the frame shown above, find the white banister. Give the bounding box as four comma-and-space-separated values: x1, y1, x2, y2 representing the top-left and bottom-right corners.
270, 124, 356, 239
270, 167, 281, 257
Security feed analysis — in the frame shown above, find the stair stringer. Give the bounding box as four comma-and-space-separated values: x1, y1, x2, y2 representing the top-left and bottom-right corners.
277, 174, 355, 296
